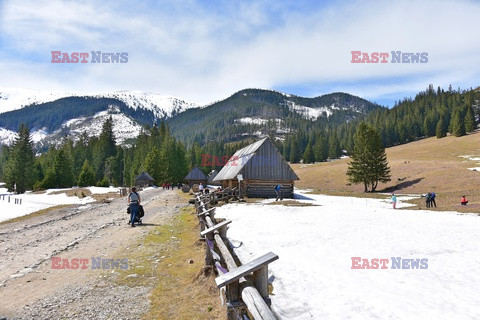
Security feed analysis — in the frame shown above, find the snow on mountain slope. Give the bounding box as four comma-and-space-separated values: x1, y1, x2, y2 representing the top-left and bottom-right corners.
0, 87, 200, 117
99, 90, 199, 119
0, 87, 201, 146
286, 100, 333, 119
53, 105, 142, 145
0, 88, 74, 113
0, 127, 17, 145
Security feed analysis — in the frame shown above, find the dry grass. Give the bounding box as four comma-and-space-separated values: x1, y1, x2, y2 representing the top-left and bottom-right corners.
0, 204, 72, 225
292, 130, 480, 213
49, 188, 121, 202
266, 200, 319, 207
112, 206, 224, 319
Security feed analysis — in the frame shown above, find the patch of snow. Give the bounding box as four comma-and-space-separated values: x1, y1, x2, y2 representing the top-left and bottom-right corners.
0, 188, 95, 223
286, 100, 332, 119
216, 190, 480, 320
30, 128, 49, 143
234, 117, 269, 125
0, 127, 17, 145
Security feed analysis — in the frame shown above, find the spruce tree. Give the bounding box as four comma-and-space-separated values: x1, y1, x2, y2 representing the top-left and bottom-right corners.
78, 160, 96, 187
347, 123, 391, 192
435, 118, 447, 138
54, 149, 75, 188
464, 106, 476, 133
313, 134, 328, 162
451, 111, 466, 137
145, 146, 162, 184
289, 137, 301, 163
303, 141, 315, 164
328, 134, 342, 159
3, 124, 36, 193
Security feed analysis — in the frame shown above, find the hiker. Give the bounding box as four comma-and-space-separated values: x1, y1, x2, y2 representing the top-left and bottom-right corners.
425, 192, 431, 208
461, 195, 468, 205
128, 187, 141, 227
199, 183, 204, 193
430, 191, 437, 207
275, 184, 282, 201
177, 182, 182, 189
391, 193, 397, 209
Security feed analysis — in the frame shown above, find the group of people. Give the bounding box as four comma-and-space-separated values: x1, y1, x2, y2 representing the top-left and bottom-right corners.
425, 191, 437, 208
161, 182, 183, 190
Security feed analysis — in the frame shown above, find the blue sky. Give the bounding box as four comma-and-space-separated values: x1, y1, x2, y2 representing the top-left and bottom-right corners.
1, 0, 479, 106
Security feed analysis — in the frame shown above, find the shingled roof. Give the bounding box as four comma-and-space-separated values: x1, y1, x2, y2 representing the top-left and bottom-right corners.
214, 137, 298, 181
184, 166, 207, 180
135, 171, 154, 182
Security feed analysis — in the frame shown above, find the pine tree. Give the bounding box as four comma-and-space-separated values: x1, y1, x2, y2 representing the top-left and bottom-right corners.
145, 146, 162, 184
347, 123, 391, 192
54, 149, 75, 188
78, 160, 96, 187
435, 118, 447, 138
464, 106, 476, 133
302, 141, 315, 164
93, 116, 117, 180
451, 110, 466, 137
3, 124, 36, 193
313, 134, 328, 162
289, 137, 301, 163
328, 134, 342, 159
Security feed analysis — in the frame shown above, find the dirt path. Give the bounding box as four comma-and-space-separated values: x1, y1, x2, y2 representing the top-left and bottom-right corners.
0, 188, 187, 319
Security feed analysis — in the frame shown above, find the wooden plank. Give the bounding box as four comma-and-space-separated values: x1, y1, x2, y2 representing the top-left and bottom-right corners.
215, 252, 279, 288
200, 220, 232, 237
197, 207, 215, 216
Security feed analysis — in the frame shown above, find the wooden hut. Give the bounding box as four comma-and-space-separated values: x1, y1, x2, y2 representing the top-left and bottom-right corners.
184, 166, 208, 186
213, 137, 299, 198
135, 172, 155, 187
207, 170, 221, 186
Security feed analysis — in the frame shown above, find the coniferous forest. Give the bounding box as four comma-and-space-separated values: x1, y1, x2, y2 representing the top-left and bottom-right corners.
0, 85, 478, 193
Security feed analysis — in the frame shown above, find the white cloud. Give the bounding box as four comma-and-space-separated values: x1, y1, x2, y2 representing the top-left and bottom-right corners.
0, 0, 479, 105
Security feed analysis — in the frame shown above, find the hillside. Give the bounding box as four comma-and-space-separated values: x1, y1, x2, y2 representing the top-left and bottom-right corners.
292, 130, 480, 213
167, 88, 383, 145
0, 89, 200, 147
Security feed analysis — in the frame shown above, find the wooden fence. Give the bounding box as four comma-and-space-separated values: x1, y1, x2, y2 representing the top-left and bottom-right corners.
1, 195, 22, 205
194, 191, 278, 320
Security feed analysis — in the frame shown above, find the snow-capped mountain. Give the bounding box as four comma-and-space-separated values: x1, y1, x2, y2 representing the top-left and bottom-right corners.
0, 87, 199, 118
0, 88, 201, 146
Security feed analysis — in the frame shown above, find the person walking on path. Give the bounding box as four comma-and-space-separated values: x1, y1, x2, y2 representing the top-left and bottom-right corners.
430, 191, 437, 207
461, 195, 468, 205
275, 184, 282, 201
128, 187, 141, 227
391, 193, 397, 209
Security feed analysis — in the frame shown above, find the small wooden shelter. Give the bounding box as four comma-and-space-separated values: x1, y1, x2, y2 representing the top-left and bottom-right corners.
213, 137, 299, 198
135, 171, 155, 187
184, 166, 208, 186
207, 169, 221, 186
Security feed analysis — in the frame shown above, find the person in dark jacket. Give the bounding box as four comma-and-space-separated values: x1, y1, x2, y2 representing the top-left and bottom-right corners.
425, 192, 431, 208
128, 187, 141, 227
275, 184, 282, 201
430, 191, 437, 207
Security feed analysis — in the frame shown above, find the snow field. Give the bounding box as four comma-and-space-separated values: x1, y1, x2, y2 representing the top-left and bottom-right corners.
215, 191, 480, 319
